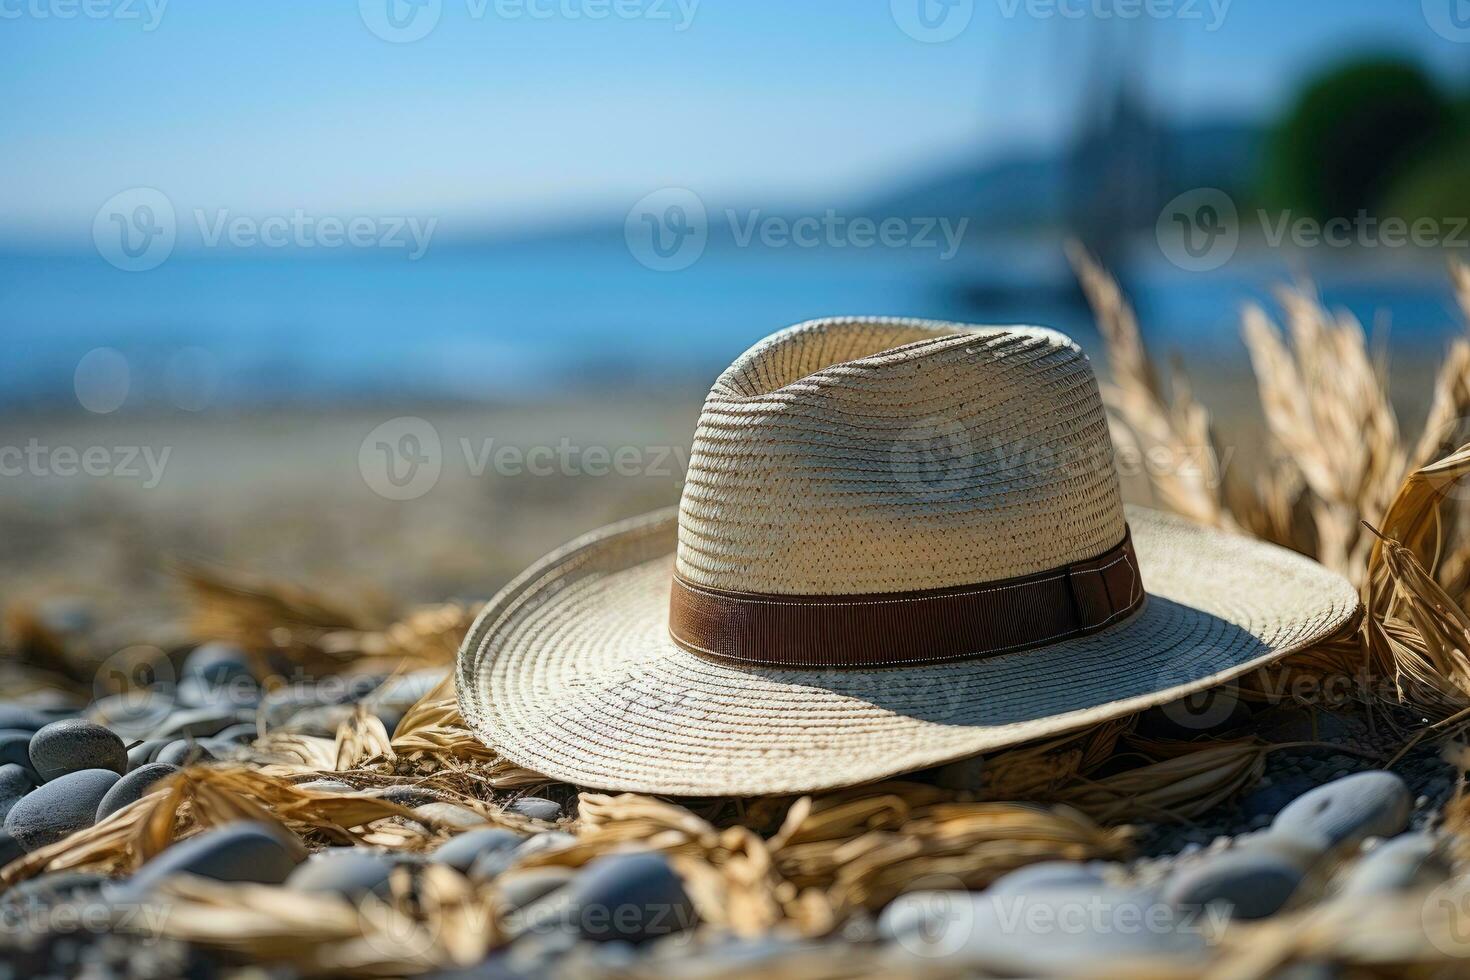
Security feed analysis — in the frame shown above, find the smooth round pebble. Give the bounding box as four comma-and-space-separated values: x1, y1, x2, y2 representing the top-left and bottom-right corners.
212, 723, 258, 745
497, 866, 577, 911
1162, 849, 1303, 919
297, 779, 358, 794
883, 885, 1204, 972
378, 785, 438, 807
506, 797, 562, 822
413, 802, 489, 829
0, 764, 37, 822
569, 852, 697, 943
181, 642, 255, 685
1232, 827, 1332, 872
84, 693, 175, 740
286, 850, 399, 898
431, 827, 524, 873
1272, 771, 1410, 850
0, 705, 55, 732
154, 739, 219, 767
96, 762, 178, 822
0, 729, 37, 774
28, 719, 127, 782
1337, 833, 1450, 897
127, 739, 169, 770
4, 768, 120, 850
149, 707, 254, 741
988, 860, 1108, 896
0, 829, 23, 866
123, 822, 304, 893
471, 831, 576, 883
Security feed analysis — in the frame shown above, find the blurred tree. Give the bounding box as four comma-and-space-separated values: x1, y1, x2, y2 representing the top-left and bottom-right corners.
1260, 59, 1455, 220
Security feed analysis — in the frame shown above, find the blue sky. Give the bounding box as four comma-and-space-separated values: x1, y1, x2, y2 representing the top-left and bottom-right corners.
3, 0, 1467, 245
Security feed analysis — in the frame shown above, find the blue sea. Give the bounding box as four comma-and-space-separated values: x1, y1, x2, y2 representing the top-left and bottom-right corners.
1, 235, 1462, 412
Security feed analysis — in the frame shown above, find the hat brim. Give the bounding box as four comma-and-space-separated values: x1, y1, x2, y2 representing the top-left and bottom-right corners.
456, 505, 1359, 796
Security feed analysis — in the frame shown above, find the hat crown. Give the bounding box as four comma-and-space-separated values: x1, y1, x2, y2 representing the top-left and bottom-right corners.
675, 318, 1126, 595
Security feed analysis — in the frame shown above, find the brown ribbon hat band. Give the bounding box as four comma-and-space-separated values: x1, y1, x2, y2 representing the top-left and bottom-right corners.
668, 527, 1145, 668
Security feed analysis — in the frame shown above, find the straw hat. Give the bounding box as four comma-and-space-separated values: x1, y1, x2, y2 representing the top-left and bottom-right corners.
456, 318, 1358, 796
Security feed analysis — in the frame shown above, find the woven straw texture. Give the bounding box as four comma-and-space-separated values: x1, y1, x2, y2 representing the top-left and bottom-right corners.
456, 319, 1360, 795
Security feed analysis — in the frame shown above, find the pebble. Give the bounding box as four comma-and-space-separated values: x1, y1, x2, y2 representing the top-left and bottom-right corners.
471, 831, 577, 883
496, 866, 577, 911
0, 829, 23, 866
149, 707, 254, 741
988, 860, 1108, 896
286, 849, 400, 898
175, 675, 260, 711
28, 719, 128, 782
413, 802, 489, 830
1273, 771, 1410, 850
154, 739, 220, 767
431, 827, 524, 873
122, 822, 304, 893
1337, 833, 1450, 897
0, 704, 55, 732
181, 642, 255, 686
0, 870, 109, 909
95, 762, 178, 822
1162, 848, 1304, 919
378, 785, 439, 807
0, 728, 36, 770
127, 739, 168, 770
4, 768, 120, 850
568, 852, 698, 943
212, 722, 258, 745
84, 693, 176, 740
506, 797, 562, 822
882, 885, 1204, 973
297, 779, 358, 794
0, 763, 37, 821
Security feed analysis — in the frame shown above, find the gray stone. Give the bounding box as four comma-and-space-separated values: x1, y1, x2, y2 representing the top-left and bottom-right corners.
506, 797, 562, 822
149, 707, 254, 741
471, 830, 577, 882
413, 802, 489, 829
95, 763, 178, 822
123, 821, 303, 893
297, 779, 358, 794
1337, 833, 1451, 897
212, 723, 258, 745
0, 829, 22, 866
0, 870, 108, 908
127, 739, 168, 770
4, 769, 120, 850
496, 866, 577, 910
182, 642, 254, 683
154, 739, 219, 767
568, 852, 697, 943
987, 860, 1108, 896
0, 729, 37, 774
1162, 849, 1304, 919
286, 850, 399, 898
0, 705, 55, 732
176, 675, 260, 711
84, 693, 175, 740
880, 885, 1206, 974
278, 703, 356, 737
1231, 827, 1332, 872
431, 827, 524, 873
1273, 771, 1410, 850
0, 764, 37, 822
28, 720, 127, 782
379, 785, 438, 807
